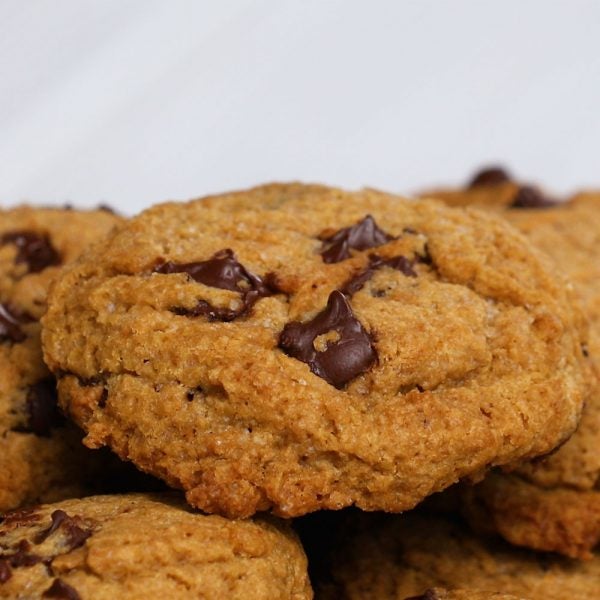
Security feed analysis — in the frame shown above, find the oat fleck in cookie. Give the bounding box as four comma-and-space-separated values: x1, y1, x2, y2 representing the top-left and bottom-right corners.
42, 183, 588, 518
424, 174, 600, 559
0, 493, 311, 599
0, 207, 124, 512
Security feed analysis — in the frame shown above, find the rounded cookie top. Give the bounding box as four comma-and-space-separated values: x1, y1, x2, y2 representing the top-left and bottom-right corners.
42, 183, 589, 517
0, 206, 121, 511
0, 493, 311, 599
318, 511, 599, 600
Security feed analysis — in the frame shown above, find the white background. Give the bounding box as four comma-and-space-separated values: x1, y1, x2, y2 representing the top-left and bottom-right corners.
1, 0, 599, 215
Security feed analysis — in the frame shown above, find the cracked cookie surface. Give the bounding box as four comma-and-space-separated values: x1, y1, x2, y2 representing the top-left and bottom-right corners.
0, 206, 123, 511
42, 183, 589, 517
0, 493, 311, 599
424, 172, 600, 559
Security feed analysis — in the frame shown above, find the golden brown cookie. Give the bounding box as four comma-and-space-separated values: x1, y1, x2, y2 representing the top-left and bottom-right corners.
0, 206, 128, 511
42, 183, 588, 518
317, 511, 598, 600
423, 171, 600, 559
403, 591, 523, 600
0, 493, 311, 599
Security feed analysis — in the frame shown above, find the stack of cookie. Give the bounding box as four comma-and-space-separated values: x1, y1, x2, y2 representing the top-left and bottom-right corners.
0, 178, 597, 599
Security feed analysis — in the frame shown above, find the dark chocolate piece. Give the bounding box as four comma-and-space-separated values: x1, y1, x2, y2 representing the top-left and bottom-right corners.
0, 559, 11, 583
5, 540, 42, 568
511, 185, 556, 209
1, 231, 61, 273
155, 249, 275, 321
468, 166, 511, 188
319, 215, 393, 263
0, 303, 27, 343
42, 579, 81, 600
34, 510, 91, 550
341, 254, 417, 297
279, 290, 376, 388
1, 507, 41, 527
154, 248, 266, 293
23, 379, 64, 437
403, 590, 440, 600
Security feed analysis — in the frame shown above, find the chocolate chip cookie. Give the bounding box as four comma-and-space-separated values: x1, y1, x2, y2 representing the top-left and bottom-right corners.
317, 511, 599, 599
424, 171, 600, 558
0, 206, 122, 511
404, 591, 522, 600
0, 493, 311, 599
42, 183, 589, 518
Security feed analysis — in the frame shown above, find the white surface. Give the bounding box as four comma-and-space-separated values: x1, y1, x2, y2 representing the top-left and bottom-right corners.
1, 0, 599, 215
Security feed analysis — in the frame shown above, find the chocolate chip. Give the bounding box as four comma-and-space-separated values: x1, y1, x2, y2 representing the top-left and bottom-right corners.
172, 300, 242, 322
403, 590, 441, 600
341, 254, 417, 297
34, 510, 91, 550
156, 249, 275, 321
414, 244, 433, 266
155, 248, 265, 293
1, 231, 61, 273
34, 510, 67, 544
468, 166, 511, 188
511, 185, 556, 209
42, 579, 81, 600
98, 388, 108, 409
279, 290, 376, 388
0, 303, 27, 343
97, 204, 117, 214
319, 215, 394, 263
0, 559, 11, 583
1, 507, 41, 527
22, 378, 64, 437
4, 540, 42, 568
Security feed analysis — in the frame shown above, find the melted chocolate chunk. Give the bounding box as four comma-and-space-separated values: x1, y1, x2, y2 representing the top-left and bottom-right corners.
172, 300, 242, 322
1, 507, 41, 527
279, 290, 376, 388
4, 540, 42, 568
341, 254, 417, 297
468, 166, 511, 188
1, 231, 61, 273
403, 591, 440, 600
319, 215, 394, 263
34, 510, 91, 549
0, 559, 11, 583
155, 249, 275, 321
22, 378, 64, 437
0, 303, 27, 343
511, 185, 556, 209
155, 248, 264, 293
42, 579, 81, 600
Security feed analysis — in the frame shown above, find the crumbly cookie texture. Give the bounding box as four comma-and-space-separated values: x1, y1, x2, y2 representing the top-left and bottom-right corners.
0, 493, 311, 599
462, 473, 600, 561
0, 206, 123, 511
42, 183, 589, 518
403, 591, 523, 600
317, 511, 599, 600
424, 170, 600, 559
